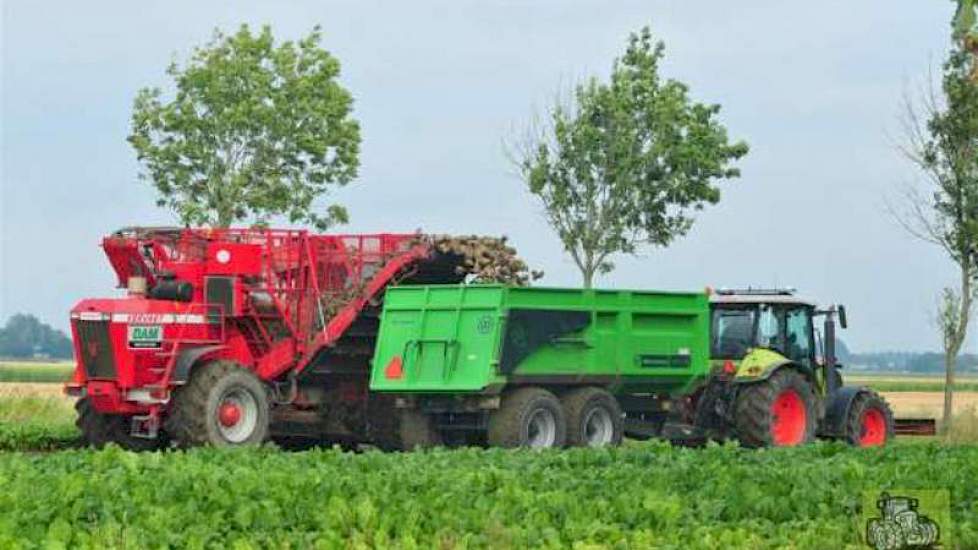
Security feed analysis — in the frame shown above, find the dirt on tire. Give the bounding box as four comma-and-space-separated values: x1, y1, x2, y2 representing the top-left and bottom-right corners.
845, 389, 895, 446
487, 387, 566, 448
733, 368, 817, 448
560, 386, 623, 447
164, 360, 270, 448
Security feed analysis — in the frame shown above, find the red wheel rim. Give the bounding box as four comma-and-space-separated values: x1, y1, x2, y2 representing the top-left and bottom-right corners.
770, 389, 806, 446
218, 401, 242, 427
859, 408, 887, 447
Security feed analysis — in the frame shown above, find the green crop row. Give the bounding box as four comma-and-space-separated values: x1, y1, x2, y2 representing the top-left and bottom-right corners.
0, 422, 80, 452
0, 361, 73, 383
0, 441, 975, 549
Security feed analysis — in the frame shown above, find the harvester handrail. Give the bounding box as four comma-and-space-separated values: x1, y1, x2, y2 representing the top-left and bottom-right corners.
153, 301, 226, 391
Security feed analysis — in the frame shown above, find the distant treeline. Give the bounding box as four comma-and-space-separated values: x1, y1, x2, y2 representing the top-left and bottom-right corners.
846, 350, 978, 374
0, 314, 72, 359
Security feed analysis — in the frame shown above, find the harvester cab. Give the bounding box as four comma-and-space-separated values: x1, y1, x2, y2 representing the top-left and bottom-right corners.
707, 288, 894, 447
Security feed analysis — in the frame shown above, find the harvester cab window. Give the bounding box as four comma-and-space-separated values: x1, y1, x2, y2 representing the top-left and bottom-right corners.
711, 308, 755, 358
785, 307, 814, 366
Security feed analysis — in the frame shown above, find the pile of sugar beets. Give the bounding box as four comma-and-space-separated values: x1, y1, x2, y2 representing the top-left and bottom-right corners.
427, 234, 544, 286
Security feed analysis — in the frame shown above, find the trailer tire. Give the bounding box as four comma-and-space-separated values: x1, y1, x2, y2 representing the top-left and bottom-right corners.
75, 398, 165, 451
398, 410, 441, 450
488, 387, 566, 449
845, 390, 894, 447
734, 368, 816, 448
560, 387, 623, 447
165, 360, 270, 447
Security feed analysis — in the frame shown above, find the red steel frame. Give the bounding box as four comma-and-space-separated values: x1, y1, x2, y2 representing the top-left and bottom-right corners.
67, 227, 436, 416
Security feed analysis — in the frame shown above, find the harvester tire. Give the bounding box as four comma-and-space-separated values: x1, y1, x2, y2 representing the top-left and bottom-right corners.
75, 398, 165, 451
487, 387, 566, 449
560, 387, 623, 447
165, 360, 270, 447
398, 409, 442, 450
845, 390, 894, 447
733, 368, 816, 448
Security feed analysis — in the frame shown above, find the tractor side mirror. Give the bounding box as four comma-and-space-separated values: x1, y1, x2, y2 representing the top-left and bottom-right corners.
837, 305, 848, 329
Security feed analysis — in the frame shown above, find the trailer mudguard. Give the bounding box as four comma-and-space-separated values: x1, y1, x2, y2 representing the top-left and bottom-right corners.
819, 385, 869, 438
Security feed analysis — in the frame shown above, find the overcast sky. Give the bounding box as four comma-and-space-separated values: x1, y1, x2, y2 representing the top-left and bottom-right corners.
0, 1, 962, 352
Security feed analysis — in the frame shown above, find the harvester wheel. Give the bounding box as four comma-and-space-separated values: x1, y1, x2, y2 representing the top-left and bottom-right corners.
845, 390, 894, 447
560, 387, 623, 447
487, 387, 566, 449
398, 409, 442, 450
733, 368, 816, 448
165, 360, 270, 447
75, 398, 165, 451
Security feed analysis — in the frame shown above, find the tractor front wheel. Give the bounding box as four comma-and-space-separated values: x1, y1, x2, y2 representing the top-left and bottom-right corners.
733, 368, 817, 448
75, 398, 165, 451
165, 360, 270, 447
845, 390, 895, 447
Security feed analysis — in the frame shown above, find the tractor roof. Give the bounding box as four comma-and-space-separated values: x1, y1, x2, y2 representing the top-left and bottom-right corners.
709, 288, 816, 307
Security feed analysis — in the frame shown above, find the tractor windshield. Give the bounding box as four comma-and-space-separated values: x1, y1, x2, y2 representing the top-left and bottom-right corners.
711, 303, 816, 364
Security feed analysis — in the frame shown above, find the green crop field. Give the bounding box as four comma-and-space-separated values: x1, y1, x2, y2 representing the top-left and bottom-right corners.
845, 373, 978, 393
0, 361, 74, 383
0, 441, 974, 548
0, 390, 976, 548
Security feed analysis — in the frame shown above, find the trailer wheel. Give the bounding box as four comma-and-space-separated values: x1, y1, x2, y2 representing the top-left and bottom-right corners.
165, 360, 270, 447
733, 368, 816, 448
398, 410, 441, 450
75, 398, 165, 451
845, 390, 895, 447
488, 387, 566, 449
560, 387, 623, 447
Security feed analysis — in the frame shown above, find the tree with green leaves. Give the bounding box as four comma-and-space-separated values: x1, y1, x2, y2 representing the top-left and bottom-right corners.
899, 4, 978, 432
513, 27, 748, 288
129, 25, 360, 229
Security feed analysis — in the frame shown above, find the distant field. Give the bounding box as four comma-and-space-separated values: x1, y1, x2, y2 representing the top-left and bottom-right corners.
0, 361, 73, 383
846, 372, 978, 392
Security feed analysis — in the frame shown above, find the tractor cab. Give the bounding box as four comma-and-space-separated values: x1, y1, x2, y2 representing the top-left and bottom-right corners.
709, 288, 845, 366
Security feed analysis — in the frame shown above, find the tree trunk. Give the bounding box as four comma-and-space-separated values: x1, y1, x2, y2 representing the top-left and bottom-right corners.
944, 265, 972, 434
581, 268, 594, 289
943, 353, 956, 433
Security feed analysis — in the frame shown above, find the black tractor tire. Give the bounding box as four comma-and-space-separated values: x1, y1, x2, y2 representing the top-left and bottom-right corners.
560, 387, 623, 447
75, 398, 166, 451
733, 368, 817, 448
164, 360, 270, 448
398, 409, 442, 451
844, 390, 895, 447
487, 387, 566, 449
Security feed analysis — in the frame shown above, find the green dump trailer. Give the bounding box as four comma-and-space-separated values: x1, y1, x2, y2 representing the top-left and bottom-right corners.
369, 285, 896, 449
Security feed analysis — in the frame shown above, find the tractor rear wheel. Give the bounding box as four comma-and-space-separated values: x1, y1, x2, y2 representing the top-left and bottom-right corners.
733, 368, 816, 448
845, 390, 894, 447
488, 387, 566, 449
560, 387, 623, 447
165, 360, 270, 447
75, 398, 165, 451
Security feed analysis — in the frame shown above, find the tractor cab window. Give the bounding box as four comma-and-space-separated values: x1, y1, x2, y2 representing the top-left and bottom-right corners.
757, 305, 784, 352
785, 307, 814, 365
711, 308, 755, 358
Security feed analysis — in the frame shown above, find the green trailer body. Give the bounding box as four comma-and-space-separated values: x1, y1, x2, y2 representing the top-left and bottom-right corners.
369, 285, 711, 396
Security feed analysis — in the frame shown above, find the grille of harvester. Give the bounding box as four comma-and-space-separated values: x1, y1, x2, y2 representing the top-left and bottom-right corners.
75, 320, 116, 379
